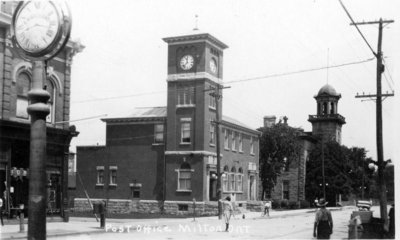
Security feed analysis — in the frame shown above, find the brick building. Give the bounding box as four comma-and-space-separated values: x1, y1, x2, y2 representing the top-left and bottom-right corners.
267, 84, 345, 204
73, 31, 260, 215
0, 2, 83, 220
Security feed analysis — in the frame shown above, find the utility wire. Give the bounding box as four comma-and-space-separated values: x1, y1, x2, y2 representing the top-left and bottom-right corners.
54, 114, 108, 124
338, 0, 377, 57
71, 58, 374, 104
382, 58, 395, 86
72, 90, 165, 103
224, 57, 374, 84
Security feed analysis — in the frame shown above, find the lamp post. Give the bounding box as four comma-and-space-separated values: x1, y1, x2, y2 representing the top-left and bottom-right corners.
321, 139, 326, 200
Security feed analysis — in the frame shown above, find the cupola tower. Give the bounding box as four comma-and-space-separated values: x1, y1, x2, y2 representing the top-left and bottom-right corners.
308, 84, 346, 144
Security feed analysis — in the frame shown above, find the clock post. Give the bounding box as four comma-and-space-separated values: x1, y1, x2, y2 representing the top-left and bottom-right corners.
27, 60, 51, 239
10, 1, 72, 239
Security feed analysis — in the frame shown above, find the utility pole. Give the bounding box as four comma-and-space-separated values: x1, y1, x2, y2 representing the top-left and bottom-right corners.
321, 139, 326, 200
207, 84, 230, 219
352, 18, 394, 228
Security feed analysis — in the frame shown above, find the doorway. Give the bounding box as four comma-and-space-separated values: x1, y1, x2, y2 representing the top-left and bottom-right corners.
209, 172, 217, 201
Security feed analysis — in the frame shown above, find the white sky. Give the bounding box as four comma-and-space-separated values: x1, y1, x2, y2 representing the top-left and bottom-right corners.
68, 0, 399, 162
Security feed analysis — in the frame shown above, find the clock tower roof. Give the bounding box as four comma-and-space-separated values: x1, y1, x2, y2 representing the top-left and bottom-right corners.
163, 31, 228, 50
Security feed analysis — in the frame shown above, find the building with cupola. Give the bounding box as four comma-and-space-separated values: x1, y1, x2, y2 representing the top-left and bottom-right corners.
73, 31, 261, 215
265, 84, 345, 204
308, 84, 346, 144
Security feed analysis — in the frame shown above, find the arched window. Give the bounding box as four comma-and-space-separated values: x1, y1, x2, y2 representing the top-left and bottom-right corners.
229, 167, 236, 191
16, 72, 31, 119
236, 167, 243, 192
222, 165, 229, 192
322, 102, 328, 115
176, 162, 193, 191
46, 78, 56, 123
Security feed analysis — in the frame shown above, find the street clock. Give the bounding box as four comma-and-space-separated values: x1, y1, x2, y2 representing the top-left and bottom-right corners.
11, 0, 72, 61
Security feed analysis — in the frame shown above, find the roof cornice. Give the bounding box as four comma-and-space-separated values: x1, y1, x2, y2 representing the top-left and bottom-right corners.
163, 33, 228, 49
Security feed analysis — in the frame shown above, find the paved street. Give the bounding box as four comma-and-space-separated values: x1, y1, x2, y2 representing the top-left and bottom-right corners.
1, 206, 384, 240
8, 206, 372, 240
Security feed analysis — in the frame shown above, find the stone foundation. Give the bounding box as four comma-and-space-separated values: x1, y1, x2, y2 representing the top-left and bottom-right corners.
73, 198, 263, 216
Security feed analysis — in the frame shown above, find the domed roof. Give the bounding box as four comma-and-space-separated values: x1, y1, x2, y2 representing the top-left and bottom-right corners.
317, 84, 340, 96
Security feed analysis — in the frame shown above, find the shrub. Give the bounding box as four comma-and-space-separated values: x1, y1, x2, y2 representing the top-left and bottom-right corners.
300, 200, 310, 209
288, 201, 298, 209
280, 199, 289, 208
272, 199, 280, 209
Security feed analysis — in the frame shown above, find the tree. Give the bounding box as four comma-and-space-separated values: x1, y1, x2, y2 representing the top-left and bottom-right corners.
305, 141, 373, 205
258, 123, 303, 200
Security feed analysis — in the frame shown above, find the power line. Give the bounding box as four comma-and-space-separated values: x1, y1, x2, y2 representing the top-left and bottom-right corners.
382, 58, 395, 86
224, 58, 374, 84
71, 58, 374, 104
72, 90, 165, 103
338, 0, 377, 57
54, 114, 108, 124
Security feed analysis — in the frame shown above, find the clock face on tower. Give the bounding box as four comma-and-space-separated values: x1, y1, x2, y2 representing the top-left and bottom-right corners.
14, 1, 60, 53
209, 58, 217, 73
180, 54, 194, 70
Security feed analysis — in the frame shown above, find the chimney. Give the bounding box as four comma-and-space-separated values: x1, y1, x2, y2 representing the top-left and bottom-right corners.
263, 115, 276, 128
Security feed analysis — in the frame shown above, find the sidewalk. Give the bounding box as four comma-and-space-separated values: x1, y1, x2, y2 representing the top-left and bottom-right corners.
0, 207, 349, 239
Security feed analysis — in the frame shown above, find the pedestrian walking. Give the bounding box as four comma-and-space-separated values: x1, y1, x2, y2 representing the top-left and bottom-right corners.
313, 198, 333, 239
219, 196, 233, 232
0, 196, 4, 226
263, 199, 271, 217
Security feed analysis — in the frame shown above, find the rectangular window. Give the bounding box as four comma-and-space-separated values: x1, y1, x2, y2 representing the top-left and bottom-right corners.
210, 120, 215, 145
181, 121, 191, 143
236, 174, 243, 192
283, 180, 289, 200
231, 131, 236, 151
178, 204, 189, 211
177, 86, 195, 106
224, 129, 229, 149
178, 170, 192, 190
238, 133, 243, 152
154, 124, 164, 143
109, 167, 117, 185
96, 167, 104, 185
132, 187, 141, 198
250, 137, 254, 155
209, 94, 216, 109
16, 98, 29, 119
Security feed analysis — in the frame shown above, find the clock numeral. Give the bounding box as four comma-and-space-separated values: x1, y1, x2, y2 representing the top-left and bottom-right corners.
42, 37, 48, 45
23, 38, 31, 49
47, 29, 54, 37
34, 1, 41, 9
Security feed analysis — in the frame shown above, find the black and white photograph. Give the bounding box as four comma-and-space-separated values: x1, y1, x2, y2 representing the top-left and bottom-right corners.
0, 0, 398, 239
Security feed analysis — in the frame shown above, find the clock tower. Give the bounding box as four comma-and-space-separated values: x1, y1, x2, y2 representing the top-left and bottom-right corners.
163, 32, 228, 152
162, 32, 228, 201
308, 84, 346, 144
